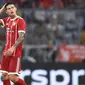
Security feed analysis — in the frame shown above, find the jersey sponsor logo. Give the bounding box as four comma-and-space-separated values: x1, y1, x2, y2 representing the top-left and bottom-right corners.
7, 28, 14, 32
7, 28, 10, 31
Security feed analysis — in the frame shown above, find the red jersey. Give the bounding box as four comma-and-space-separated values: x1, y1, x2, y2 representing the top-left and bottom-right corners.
1, 16, 26, 58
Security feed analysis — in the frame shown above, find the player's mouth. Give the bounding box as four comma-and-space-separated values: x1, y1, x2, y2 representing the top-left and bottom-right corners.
11, 12, 14, 14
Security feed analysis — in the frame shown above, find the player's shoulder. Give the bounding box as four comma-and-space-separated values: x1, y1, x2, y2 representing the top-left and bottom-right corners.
17, 16, 24, 20
3, 17, 9, 20
17, 16, 26, 25
18, 16, 26, 23
17, 16, 26, 23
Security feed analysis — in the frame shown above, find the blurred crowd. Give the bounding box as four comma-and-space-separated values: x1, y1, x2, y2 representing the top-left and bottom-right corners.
21, 8, 85, 63
0, 0, 85, 8
23, 9, 85, 45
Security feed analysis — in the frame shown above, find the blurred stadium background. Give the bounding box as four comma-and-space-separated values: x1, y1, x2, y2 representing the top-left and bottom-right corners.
0, 0, 85, 85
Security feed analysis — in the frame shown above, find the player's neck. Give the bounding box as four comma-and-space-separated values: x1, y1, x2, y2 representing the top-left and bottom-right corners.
9, 15, 18, 19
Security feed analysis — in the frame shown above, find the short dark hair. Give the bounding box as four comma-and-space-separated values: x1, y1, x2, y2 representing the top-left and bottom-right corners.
5, 2, 16, 9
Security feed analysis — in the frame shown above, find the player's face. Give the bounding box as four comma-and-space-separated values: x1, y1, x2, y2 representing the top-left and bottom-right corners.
6, 4, 17, 17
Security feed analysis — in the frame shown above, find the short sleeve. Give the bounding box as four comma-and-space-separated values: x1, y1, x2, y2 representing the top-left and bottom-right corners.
17, 18, 26, 33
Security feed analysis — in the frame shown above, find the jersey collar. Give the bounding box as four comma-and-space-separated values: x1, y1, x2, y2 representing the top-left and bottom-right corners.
9, 16, 19, 20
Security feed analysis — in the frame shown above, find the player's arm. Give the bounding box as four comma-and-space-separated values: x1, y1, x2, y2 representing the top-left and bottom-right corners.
4, 32, 25, 56
13, 32, 25, 48
0, 3, 6, 14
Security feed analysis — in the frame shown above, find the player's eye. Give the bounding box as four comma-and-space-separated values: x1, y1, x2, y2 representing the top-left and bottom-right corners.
7, 8, 10, 10
11, 7, 14, 8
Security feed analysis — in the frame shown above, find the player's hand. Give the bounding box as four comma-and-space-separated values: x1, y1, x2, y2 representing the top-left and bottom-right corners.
4, 46, 16, 57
